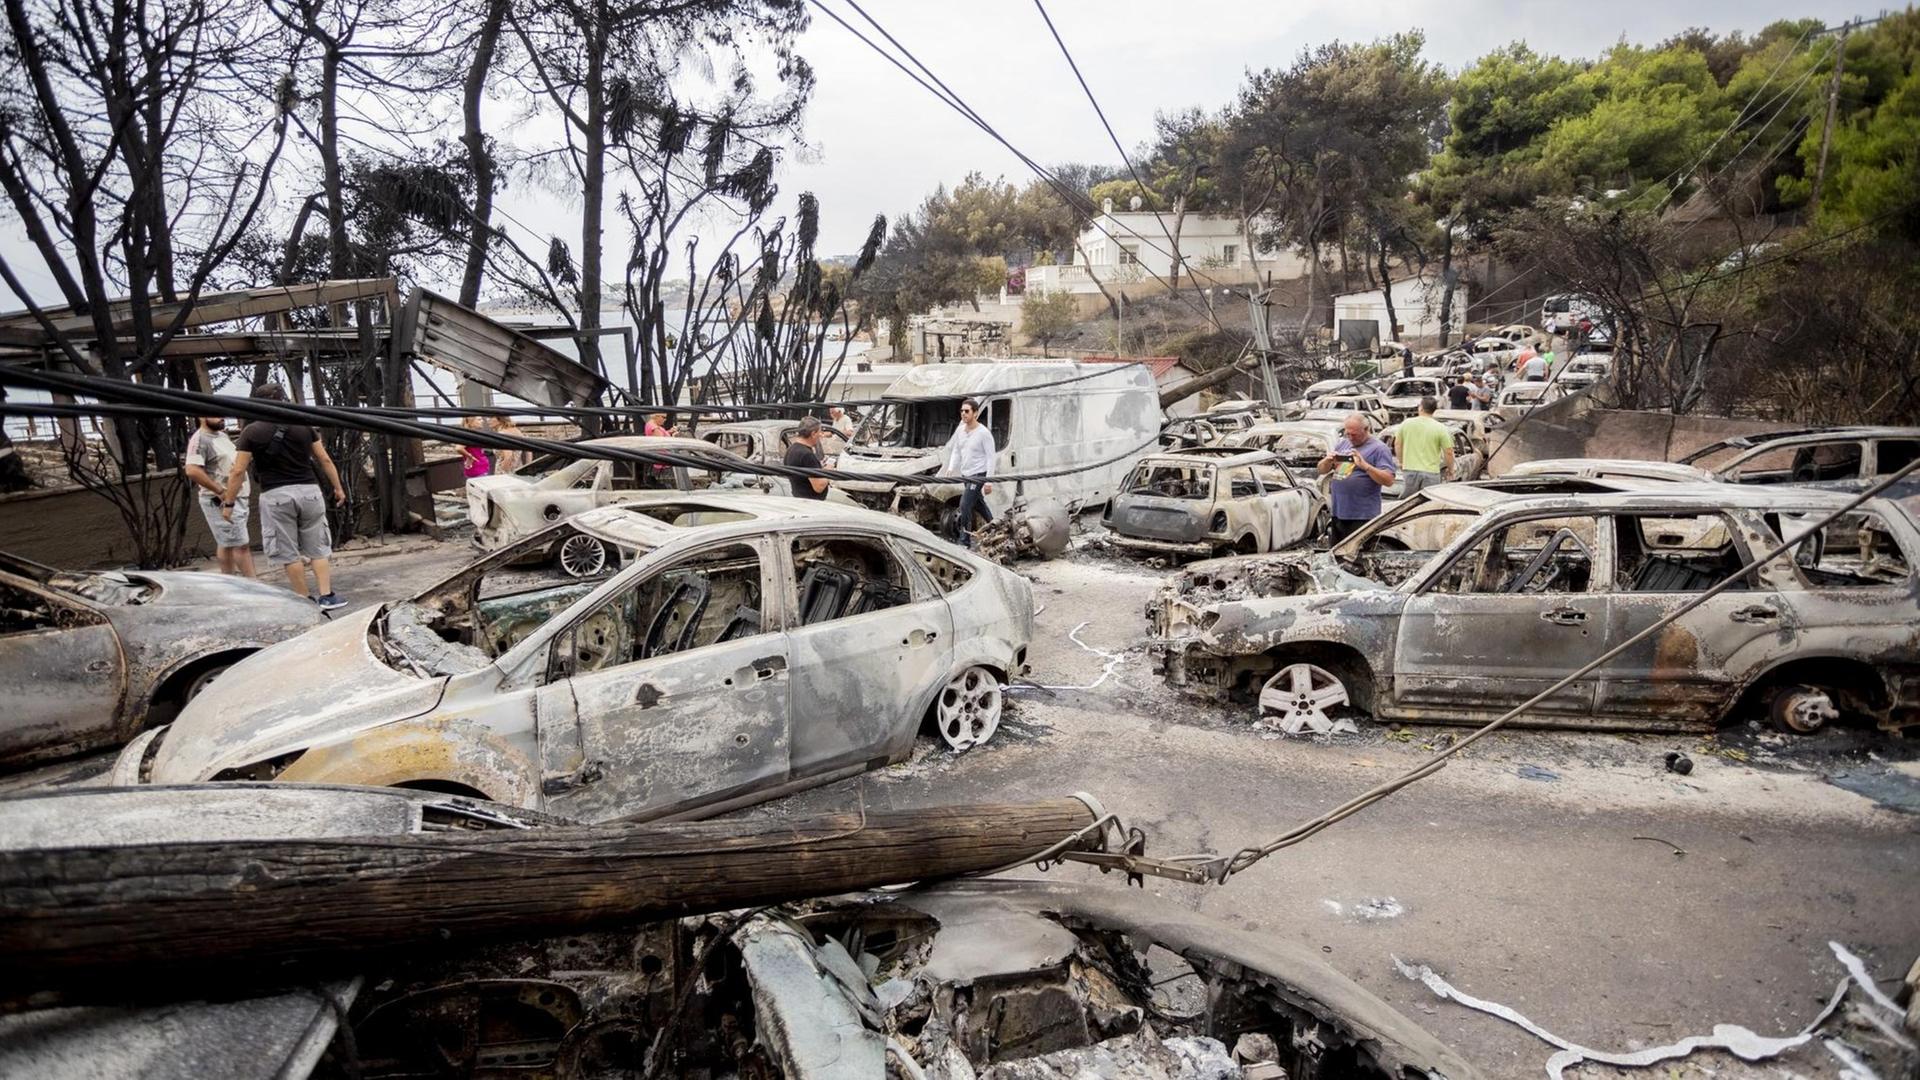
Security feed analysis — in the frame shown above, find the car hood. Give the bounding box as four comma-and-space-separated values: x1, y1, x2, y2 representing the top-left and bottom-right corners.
146, 605, 448, 782
835, 447, 947, 490
1150, 551, 1384, 636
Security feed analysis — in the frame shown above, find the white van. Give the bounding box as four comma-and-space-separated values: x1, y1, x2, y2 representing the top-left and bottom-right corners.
836, 360, 1164, 539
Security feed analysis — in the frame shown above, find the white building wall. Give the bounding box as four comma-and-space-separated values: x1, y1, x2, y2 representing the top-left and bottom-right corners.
1332, 276, 1468, 343
1023, 212, 1312, 295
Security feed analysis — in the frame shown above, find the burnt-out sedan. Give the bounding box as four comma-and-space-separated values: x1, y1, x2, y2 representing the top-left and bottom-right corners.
1148, 484, 1920, 736
113, 493, 1032, 822
1103, 449, 1325, 558
0, 552, 323, 769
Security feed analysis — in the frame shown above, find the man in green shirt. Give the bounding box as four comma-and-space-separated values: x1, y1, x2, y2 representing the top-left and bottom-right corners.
1394, 396, 1454, 498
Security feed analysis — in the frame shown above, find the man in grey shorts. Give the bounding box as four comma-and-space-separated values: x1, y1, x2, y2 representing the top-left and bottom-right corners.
184, 413, 256, 577
219, 384, 350, 609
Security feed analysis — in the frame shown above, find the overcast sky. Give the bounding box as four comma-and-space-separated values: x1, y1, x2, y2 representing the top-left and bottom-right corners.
779, 0, 1865, 257
0, 0, 1869, 309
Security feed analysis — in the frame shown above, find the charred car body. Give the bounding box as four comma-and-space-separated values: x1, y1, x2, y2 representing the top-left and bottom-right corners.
114, 493, 1032, 821
835, 361, 1163, 543
1104, 448, 1326, 558
466, 435, 763, 552
698, 417, 848, 467
0, 552, 323, 768
1148, 483, 1920, 736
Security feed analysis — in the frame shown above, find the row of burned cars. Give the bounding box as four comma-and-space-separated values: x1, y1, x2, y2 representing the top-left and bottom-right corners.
1108, 402, 1920, 739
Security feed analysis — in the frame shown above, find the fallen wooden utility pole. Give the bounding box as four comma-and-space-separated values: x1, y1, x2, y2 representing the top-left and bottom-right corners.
1, 797, 1099, 998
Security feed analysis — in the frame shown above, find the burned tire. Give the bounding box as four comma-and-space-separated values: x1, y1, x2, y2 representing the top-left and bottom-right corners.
935, 666, 1003, 752
1769, 684, 1838, 735
182, 662, 233, 703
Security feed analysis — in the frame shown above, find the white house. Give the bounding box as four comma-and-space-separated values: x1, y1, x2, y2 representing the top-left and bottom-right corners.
1022, 203, 1309, 296
1332, 274, 1468, 348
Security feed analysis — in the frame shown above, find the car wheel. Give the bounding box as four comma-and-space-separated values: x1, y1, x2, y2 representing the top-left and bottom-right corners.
183, 662, 233, 703
936, 666, 1004, 752
1769, 684, 1838, 735
1312, 506, 1332, 540
558, 535, 608, 578
1259, 662, 1355, 736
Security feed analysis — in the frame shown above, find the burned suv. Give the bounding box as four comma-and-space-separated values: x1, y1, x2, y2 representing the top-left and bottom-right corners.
1148, 483, 1920, 736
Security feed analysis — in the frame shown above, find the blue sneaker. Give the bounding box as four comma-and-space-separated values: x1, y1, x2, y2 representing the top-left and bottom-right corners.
315, 593, 348, 610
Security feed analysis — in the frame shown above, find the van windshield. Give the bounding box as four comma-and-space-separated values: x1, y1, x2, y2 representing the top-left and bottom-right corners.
853, 400, 1009, 450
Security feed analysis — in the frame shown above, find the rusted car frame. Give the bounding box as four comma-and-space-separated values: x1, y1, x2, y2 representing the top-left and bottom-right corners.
0, 552, 322, 768
1148, 483, 1920, 735
114, 493, 1033, 821
1103, 449, 1325, 558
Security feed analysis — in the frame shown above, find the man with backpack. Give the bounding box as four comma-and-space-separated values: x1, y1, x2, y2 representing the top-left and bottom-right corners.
219, 384, 349, 609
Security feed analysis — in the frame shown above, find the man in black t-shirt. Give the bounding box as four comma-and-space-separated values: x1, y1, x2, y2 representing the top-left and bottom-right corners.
1447, 378, 1472, 410
220, 384, 350, 609
783, 416, 831, 500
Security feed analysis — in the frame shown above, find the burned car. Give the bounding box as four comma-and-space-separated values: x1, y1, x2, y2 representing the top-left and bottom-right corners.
113, 493, 1033, 821
698, 417, 848, 466
1677, 426, 1920, 491
1506, 458, 1716, 483
0, 551, 323, 769
1148, 484, 1920, 736
465, 435, 758, 551
1103, 448, 1325, 558
1226, 419, 1348, 472
1376, 376, 1447, 423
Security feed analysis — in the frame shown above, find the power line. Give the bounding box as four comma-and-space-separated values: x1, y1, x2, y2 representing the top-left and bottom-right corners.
0, 363, 1162, 489
1029, 0, 1228, 301
811, 0, 1237, 333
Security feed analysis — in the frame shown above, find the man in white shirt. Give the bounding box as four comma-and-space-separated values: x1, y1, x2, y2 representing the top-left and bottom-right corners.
944, 398, 996, 548
828, 405, 856, 439
184, 413, 256, 577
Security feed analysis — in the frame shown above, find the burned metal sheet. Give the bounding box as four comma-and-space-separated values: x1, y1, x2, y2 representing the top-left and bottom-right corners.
395, 288, 606, 406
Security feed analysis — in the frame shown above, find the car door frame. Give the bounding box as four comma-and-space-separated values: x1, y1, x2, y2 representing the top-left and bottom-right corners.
1591, 508, 1786, 729
1254, 461, 1314, 551
777, 525, 956, 773
0, 568, 129, 761
1388, 508, 1615, 722
519, 533, 794, 823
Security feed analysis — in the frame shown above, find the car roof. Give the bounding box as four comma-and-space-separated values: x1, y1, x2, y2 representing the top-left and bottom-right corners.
1142, 448, 1277, 468
1244, 420, 1344, 437
1474, 482, 1912, 518
571, 491, 926, 547
581, 435, 750, 458
700, 419, 797, 434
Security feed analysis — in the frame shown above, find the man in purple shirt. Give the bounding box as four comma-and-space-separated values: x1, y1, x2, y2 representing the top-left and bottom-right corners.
1316, 414, 1398, 542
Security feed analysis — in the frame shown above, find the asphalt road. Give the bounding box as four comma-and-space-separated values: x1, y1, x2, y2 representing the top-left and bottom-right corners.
56, 529, 1919, 1078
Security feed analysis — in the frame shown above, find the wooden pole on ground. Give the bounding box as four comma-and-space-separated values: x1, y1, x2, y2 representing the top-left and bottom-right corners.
0, 797, 1098, 997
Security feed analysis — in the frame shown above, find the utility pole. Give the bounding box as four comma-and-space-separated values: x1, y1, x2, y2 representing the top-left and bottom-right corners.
1810, 19, 1853, 215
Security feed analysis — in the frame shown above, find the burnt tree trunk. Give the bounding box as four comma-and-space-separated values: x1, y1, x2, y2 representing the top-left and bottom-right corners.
1, 798, 1099, 998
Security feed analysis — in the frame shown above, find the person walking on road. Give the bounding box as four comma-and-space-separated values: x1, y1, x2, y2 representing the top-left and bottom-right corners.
1317, 414, 1397, 542
1395, 397, 1454, 498
784, 416, 832, 500
220, 384, 348, 609
944, 398, 996, 548
184, 414, 256, 578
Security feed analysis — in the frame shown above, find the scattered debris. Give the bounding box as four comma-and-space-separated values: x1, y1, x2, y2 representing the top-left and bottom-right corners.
1516, 764, 1560, 783
1630, 836, 1686, 857
1664, 751, 1694, 775
1393, 956, 1849, 1080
